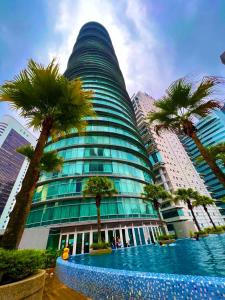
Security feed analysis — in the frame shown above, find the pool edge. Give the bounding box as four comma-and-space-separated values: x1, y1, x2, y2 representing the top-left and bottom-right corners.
56, 257, 225, 299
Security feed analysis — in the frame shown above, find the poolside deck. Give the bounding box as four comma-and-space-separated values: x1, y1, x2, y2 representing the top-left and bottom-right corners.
43, 272, 90, 300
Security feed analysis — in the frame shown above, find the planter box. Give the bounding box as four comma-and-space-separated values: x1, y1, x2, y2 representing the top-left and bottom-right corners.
160, 239, 176, 245
0, 269, 45, 300
90, 248, 112, 255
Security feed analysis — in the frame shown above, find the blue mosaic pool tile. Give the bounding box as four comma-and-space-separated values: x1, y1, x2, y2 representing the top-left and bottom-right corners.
56, 258, 225, 299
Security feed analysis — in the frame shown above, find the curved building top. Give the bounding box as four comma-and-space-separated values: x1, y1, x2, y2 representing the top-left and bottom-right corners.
64, 21, 127, 96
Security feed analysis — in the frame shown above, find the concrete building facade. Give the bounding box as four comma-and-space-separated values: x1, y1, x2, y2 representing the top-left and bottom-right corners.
0, 115, 36, 229
131, 92, 224, 237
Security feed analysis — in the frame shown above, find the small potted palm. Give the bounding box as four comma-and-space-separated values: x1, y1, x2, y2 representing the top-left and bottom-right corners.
157, 234, 176, 245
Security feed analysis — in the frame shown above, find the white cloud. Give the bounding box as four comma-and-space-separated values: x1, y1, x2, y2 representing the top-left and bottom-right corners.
46, 0, 176, 98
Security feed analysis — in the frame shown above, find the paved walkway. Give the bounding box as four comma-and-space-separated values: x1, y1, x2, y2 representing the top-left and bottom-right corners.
43, 272, 90, 300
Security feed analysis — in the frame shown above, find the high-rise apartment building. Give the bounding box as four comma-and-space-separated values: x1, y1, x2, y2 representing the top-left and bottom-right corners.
0, 115, 36, 229
21, 22, 162, 252
131, 92, 224, 237
182, 107, 225, 217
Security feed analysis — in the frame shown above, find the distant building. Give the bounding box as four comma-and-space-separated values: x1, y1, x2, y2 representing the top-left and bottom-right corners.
131, 92, 224, 237
0, 115, 36, 229
220, 52, 225, 65
182, 107, 225, 217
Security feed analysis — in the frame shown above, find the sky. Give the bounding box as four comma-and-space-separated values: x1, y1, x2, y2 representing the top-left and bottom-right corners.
0, 0, 225, 130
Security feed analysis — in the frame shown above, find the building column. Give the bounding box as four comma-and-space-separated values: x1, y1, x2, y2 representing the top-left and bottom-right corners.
156, 227, 161, 237
81, 233, 84, 254
138, 227, 142, 245
151, 227, 156, 242
66, 234, 69, 246
105, 228, 109, 243
58, 234, 62, 250
119, 228, 123, 247
125, 226, 129, 244
72, 233, 77, 255
132, 226, 137, 246
159, 168, 170, 191
143, 226, 149, 244
90, 230, 93, 246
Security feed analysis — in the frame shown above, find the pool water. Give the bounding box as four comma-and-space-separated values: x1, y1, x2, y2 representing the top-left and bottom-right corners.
71, 234, 225, 277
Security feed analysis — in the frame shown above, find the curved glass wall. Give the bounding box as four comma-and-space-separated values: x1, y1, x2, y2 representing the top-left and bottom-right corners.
27, 22, 156, 227
27, 197, 157, 228
33, 178, 146, 203
45, 135, 146, 154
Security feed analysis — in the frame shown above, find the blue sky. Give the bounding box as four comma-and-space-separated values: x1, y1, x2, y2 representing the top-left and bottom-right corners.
0, 0, 225, 127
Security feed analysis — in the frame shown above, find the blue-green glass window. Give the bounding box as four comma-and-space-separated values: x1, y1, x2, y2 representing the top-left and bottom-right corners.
33, 178, 148, 203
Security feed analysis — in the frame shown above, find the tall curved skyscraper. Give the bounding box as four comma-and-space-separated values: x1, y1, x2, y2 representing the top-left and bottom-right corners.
25, 22, 162, 253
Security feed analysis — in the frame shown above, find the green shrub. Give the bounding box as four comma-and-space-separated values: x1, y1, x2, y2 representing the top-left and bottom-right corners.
198, 226, 225, 235
0, 249, 45, 285
42, 249, 62, 269
196, 230, 206, 235
157, 234, 175, 241
91, 242, 110, 250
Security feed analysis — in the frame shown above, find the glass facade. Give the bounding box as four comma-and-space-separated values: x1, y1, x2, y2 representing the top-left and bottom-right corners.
182, 108, 225, 214
0, 129, 29, 215
27, 22, 158, 237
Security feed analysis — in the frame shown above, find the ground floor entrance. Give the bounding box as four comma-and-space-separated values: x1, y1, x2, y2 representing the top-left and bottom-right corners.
58, 224, 163, 255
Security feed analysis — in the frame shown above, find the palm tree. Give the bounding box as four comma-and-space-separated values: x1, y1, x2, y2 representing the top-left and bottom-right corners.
142, 184, 171, 226
0, 59, 94, 249
17, 144, 64, 172
193, 195, 217, 229
83, 177, 117, 243
196, 142, 225, 168
173, 188, 201, 231
148, 77, 225, 188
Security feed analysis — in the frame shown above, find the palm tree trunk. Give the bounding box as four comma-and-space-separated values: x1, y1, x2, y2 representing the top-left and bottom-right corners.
191, 131, 225, 188
157, 208, 167, 235
96, 194, 101, 243
203, 205, 217, 229
0, 118, 52, 249
188, 202, 201, 231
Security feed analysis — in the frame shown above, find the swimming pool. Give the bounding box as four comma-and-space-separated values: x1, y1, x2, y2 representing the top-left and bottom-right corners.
71, 234, 225, 277
56, 234, 225, 299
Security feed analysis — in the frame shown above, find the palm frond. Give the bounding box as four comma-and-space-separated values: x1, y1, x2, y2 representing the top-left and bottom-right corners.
16, 145, 34, 160
165, 78, 192, 109
190, 100, 221, 118
192, 195, 214, 207
40, 151, 64, 172
0, 59, 94, 134
147, 76, 223, 139
190, 76, 223, 106
196, 142, 225, 165
173, 188, 200, 204
83, 177, 117, 198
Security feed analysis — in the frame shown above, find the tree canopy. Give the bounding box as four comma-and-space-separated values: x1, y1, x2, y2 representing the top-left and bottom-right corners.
83, 177, 117, 198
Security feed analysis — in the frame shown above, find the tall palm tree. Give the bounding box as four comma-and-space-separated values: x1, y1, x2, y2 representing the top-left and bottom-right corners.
83, 177, 117, 243
142, 184, 171, 226
173, 188, 201, 231
148, 77, 225, 188
0, 59, 94, 249
193, 195, 217, 229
